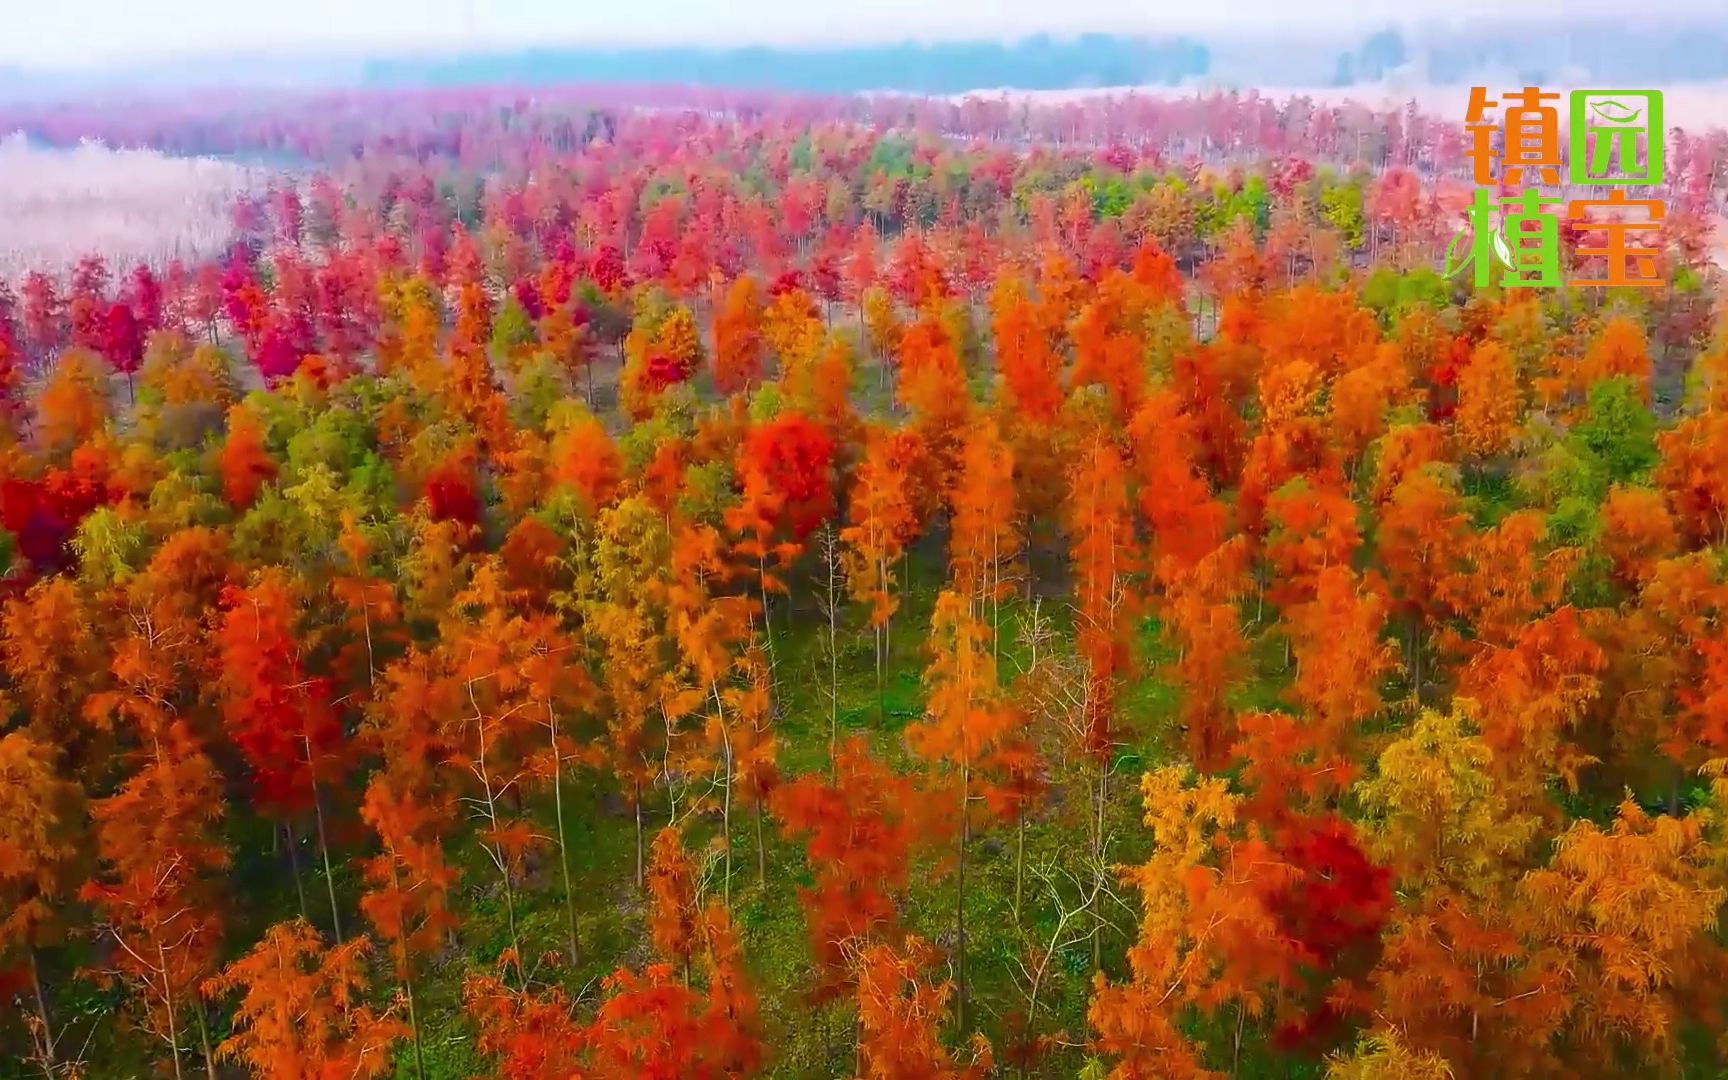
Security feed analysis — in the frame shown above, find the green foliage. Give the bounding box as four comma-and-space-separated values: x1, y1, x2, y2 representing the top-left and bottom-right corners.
677, 460, 736, 526
1085, 172, 1135, 219
232, 463, 361, 567
1362, 267, 1450, 326
490, 295, 536, 358
1569, 376, 1659, 485
147, 465, 228, 531
1320, 174, 1366, 247
511, 353, 573, 432
747, 381, 786, 423
863, 134, 919, 181
618, 384, 698, 474
70, 507, 148, 586
1517, 437, 1602, 508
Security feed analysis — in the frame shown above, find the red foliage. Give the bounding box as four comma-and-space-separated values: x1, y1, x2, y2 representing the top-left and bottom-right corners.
739, 412, 836, 541
423, 451, 483, 528
772, 737, 929, 1001
643, 351, 690, 392
214, 574, 344, 815
100, 303, 144, 377
0, 449, 116, 568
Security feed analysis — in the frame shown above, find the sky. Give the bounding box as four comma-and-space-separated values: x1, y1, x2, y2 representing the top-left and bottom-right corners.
2, 0, 1703, 69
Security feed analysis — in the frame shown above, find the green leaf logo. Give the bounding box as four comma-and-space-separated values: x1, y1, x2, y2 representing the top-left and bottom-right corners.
1590, 99, 1643, 124
1441, 230, 1470, 278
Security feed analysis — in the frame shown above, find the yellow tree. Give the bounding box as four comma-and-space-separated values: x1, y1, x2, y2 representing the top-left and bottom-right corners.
586, 493, 676, 887
1326, 1030, 1454, 1080
1353, 703, 1549, 1077
1090, 765, 1301, 1079
1517, 799, 1728, 1073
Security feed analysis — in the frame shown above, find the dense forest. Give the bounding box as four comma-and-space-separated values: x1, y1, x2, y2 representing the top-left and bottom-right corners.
2, 90, 1728, 1078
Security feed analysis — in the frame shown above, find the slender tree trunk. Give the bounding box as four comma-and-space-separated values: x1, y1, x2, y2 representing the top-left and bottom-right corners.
715, 685, 736, 910
307, 765, 343, 944
387, 859, 428, 1080
755, 796, 767, 885
475, 705, 522, 978
756, 551, 776, 662
547, 703, 580, 966
956, 763, 970, 1032
634, 779, 645, 890
403, 953, 427, 1080
827, 544, 840, 769
874, 620, 885, 730
158, 941, 184, 1080
991, 529, 1002, 665
1233, 1000, 1246, 1073
28, 948, 55, 1078
1092, 763, 1107, 971
1014, 815, 1026, 923
195, 999, 217, 1080
284, 819, 310, 923
1410, 621, 1421, 702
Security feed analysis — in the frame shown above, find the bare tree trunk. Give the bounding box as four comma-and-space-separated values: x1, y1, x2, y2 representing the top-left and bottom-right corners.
713, 684, 736, 910
473, 697, 522, 980
547, 703, 580, 966
308, 766, 343, 944
284, 819, 309, 923
956, 764, 970, 1032
389, 861, 429, 1080
1092, 764, 1107, 971
158, 941, 184, 1080
755, 797, 767, 886
634, 780, 645, 890
196, 999, 217, 1080
403, 948, 427, 1080
1014, 815, 1026, 923
28, 948, 56, 1078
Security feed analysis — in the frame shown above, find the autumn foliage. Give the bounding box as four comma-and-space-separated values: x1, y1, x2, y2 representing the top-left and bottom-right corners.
6, 83, 1728, 1080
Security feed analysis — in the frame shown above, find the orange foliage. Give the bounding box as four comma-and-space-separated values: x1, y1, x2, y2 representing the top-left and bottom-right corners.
855, 937, 992, 1080
218, 403, 275, 510
203, 919, 405, 1080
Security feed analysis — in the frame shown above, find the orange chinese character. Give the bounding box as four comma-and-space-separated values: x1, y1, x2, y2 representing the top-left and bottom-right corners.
1465, 86, 1499, 184
1568, 190, 1664, 288
1502, 86, 1561, 186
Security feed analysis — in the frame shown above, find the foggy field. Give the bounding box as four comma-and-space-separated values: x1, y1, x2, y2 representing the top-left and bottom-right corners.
0, 135, 261, 282
961, 80, 1728, 134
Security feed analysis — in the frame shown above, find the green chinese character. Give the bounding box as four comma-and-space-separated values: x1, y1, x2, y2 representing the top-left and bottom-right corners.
1443, 189, 1557, 288
1443, 187, 1514, 288
1500, 189, 1561, 288
1569, 90, 1664, 185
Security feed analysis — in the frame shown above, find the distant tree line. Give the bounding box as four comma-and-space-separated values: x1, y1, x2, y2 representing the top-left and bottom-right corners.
361, 34, 1213, 95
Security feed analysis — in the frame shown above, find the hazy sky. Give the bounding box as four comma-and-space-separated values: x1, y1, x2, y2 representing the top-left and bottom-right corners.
3, 0, 1697, 69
